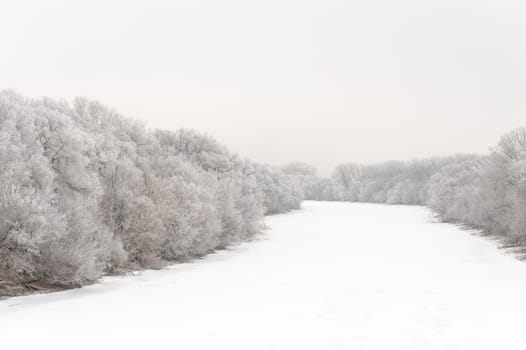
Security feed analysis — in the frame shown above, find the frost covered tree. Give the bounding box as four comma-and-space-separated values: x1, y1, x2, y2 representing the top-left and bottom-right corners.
254, 164, 302, 214
322, 156, 477, 205
0, 92, 111, 286
426, 129, 526, 242
0, 91, 302, 289
317, 129, 526, 245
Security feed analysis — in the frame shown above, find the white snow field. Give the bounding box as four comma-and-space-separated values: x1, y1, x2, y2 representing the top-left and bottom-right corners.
2, 201, 526, 350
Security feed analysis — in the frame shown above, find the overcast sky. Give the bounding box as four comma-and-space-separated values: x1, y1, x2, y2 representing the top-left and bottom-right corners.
1, 0, 525, 175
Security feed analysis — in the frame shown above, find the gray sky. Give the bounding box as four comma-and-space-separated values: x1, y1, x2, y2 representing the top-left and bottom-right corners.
2, 0, 526, 175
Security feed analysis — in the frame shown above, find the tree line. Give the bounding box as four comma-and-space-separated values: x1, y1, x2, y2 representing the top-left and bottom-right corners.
302, 128, 526, 248
0, 91, 302, 288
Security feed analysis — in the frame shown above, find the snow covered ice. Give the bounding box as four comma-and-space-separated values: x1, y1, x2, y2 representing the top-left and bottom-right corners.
2, 201, 526, 350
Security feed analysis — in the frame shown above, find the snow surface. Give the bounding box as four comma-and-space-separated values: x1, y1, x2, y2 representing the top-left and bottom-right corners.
2, 201, 526, 349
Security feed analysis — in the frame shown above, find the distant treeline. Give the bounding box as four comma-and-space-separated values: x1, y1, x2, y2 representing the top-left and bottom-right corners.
0, 91, 302, 288
299, 128, 526, 247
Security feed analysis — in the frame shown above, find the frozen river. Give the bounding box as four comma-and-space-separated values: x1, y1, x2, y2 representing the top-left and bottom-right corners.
2, 201, 526, 349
